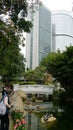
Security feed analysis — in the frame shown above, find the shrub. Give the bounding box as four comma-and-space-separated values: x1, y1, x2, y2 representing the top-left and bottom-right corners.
11, 110, 27, 130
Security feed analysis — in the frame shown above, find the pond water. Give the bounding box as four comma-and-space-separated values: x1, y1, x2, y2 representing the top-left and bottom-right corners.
25, 102, 73, 130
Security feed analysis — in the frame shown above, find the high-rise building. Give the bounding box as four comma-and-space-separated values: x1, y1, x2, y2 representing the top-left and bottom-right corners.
26, 6, 73, 69
26, 3, 52, 69
52, 10, 73, 52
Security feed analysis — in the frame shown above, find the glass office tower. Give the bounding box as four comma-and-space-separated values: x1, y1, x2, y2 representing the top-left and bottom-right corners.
26, 3, 52, 69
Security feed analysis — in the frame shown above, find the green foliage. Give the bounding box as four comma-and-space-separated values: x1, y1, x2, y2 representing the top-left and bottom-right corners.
24, 66, 51, 84
0, 0, 32, 31
53, 89, 64, 103
17, 19, 32, 32
41, 46, 73, 97
0, 24, 25, 83
0, 0, 32, 83
19, 81, 36, 85
11, 110, 26, 130
11, 110, 23, 123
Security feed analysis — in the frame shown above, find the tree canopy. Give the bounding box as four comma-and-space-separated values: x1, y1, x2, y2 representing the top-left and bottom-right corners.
0, 0, 32, 83
0, 0, 32, 32
24, 66, 52, 84
41, 46, 73, 97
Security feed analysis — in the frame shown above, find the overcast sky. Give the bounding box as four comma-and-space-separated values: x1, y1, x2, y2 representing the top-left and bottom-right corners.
41, 0, 72, 11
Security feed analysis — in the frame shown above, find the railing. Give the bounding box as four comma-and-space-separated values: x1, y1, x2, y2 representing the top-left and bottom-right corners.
14, 84, 54, 94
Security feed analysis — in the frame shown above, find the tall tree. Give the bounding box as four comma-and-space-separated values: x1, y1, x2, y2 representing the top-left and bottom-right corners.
0, 0, 32, 31
0, 24, 25, 83
0, 0, 32, 54
41, 46, 73, 97
0, 0, 32, 83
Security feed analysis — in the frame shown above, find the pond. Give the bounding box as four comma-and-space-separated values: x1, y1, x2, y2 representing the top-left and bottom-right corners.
25, 102, 73, 130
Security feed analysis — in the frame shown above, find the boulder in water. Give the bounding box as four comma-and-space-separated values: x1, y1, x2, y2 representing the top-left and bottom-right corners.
41, 114, 56, 123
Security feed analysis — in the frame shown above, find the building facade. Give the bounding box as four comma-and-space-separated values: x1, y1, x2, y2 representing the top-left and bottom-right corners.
52, 10, 73, 52
26, 3, 52, 69
26, 8, 73, 69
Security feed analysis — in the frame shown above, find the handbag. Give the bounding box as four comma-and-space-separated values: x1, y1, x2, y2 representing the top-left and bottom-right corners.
0, 96, 7, 115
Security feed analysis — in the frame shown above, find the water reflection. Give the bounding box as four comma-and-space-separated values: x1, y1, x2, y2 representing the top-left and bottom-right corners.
25, 102, 73, 130
25, 112, 46, 130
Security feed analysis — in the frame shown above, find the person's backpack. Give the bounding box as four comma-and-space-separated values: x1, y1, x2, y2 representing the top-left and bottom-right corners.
0, 96, 7, 115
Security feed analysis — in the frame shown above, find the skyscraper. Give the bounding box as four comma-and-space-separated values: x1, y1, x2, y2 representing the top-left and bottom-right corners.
26, 3, 52, 69
52, 10, 73, 52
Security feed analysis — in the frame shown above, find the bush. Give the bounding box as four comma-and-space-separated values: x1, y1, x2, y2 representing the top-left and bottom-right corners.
11, 110, 27, 130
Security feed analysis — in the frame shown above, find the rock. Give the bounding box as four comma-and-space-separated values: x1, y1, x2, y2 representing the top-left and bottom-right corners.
47, 116, 56, 122
10, 89, 27, 114
41, 114, 56, 124
15, 90, 27, 100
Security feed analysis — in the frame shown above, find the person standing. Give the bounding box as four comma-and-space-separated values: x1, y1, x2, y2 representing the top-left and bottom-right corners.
0, 85, 13, 130
2, 84, 14, 96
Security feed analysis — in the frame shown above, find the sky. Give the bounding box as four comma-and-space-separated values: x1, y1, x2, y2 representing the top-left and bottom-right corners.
41, 0, 72, 11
